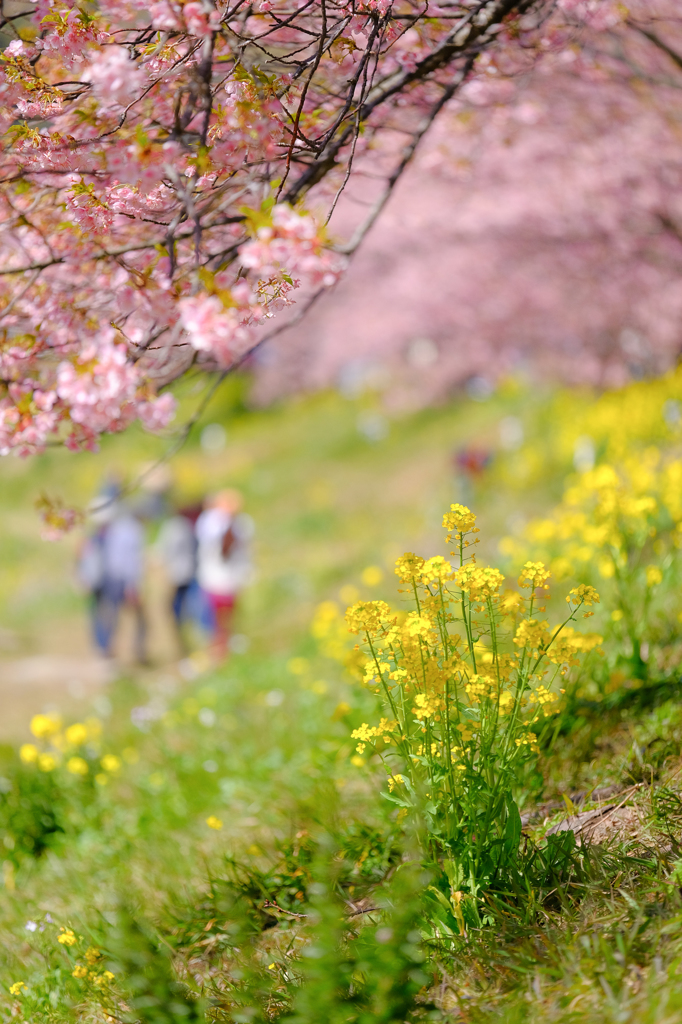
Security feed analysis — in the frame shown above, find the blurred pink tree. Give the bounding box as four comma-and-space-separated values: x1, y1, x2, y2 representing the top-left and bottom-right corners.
253, 0, 682, 408
0, 0, 678, 453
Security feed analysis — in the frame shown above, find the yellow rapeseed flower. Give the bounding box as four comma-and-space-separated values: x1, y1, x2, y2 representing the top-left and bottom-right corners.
420, 556, 453, 582
85, 947, 101, 964
38, 753, 57, 772
455, 564, 504, 601
30, 713, 61, 739
65, 723, 88, 746
67, 757, 88, 776
500, 590, 525, 616
92, 971, 115, 986
206, 815, 223, 830
518, 561, 551, 590
19, 743, 38, 764
412, 693, 442, 719
394, 552, 425, 583
464, 675, 497, 703
311, 601, 340, 638
362, 565, 384, 587
403, 613, 435, 639
646, 565, 663, 588
345, 600, 392, 635
72, 965, 88, 979
513, 619, 550, 655
387, 774, 405, 792
442, 504, 478, 540
58, 929, 76, 946
9, 981, 26, 996
567, 584, 600, 607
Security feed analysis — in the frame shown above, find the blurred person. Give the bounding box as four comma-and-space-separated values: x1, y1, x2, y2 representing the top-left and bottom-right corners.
196, 489, 253, 660
77, 502, 113, 657
156, 503, 201, 656
136, 462, 173, 521
99, 503, 148, 664
77, 477, 124, 658
451, 445, 492, 507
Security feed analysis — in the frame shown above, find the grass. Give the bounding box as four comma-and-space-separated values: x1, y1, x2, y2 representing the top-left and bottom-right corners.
1, 372, 682, 1021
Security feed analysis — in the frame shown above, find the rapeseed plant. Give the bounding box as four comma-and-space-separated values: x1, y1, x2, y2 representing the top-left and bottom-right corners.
504, 451, 681, 678
346, 505, 601, 919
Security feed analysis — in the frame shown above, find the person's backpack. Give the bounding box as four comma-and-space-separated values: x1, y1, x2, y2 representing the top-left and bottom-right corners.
220, 521, 237, 559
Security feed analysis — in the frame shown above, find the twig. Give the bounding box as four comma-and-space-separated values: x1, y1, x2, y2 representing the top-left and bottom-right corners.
334, 64, 473, 256
262, 900, 309, 918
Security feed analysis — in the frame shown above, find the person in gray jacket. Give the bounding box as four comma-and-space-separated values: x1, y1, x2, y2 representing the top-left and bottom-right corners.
156, 504, 200, 655
100, 504, 147, 664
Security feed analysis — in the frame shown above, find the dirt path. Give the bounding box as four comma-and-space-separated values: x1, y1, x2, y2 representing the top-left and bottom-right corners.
0, 655, 114, 741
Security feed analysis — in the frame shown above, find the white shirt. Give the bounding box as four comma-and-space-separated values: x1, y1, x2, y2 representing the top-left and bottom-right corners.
196, 509, 253, 596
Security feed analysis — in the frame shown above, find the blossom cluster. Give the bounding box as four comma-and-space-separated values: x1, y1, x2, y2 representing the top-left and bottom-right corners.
345, 505, 601, 769
341, 505, 604, 889
19, 713, 134, 784
0, 0, 639, 454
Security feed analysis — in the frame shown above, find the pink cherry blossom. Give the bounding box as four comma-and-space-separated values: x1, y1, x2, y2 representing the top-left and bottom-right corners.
81, 46, 146, 110
0, 0, 677, 456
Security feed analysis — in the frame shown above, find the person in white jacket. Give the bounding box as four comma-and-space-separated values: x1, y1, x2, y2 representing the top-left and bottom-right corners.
196, 490, 253, 659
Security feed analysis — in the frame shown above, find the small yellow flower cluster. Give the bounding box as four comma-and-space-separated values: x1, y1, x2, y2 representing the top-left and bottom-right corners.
351, 718, 398, 753
72, 966, 115, 985
513, 619, 550, 656
515, 732, 540, 754
67, 757, 88, 776
29, 713, 61, 739
442, 504, 479, 543
18, 713, 128, 785
454, 564, 505, 602
71, 946, 114, 985
500, 590, 526, 616
566, 584, 600, 607
547, 626, 603, 668
421, 556, 454, 582
9, 981, 26, 996
503, 451, 672, 617
395, 552, 426, 583
403, 612, 435, 640
69, 945, 114, 987
387, 774, 405, 792
529, 685, 560, 713
58, 928, 77, 946
498, 690, 514, 715
206, 815, 223, 830
310, 600, 349, 661
518, 561, 551, 590
345, 599, 392, 636
412, 693, 442, 720
464, 675, 496, 704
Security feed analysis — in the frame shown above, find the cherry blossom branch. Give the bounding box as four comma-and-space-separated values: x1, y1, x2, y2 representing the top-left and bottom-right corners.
335, 61, 474, 255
